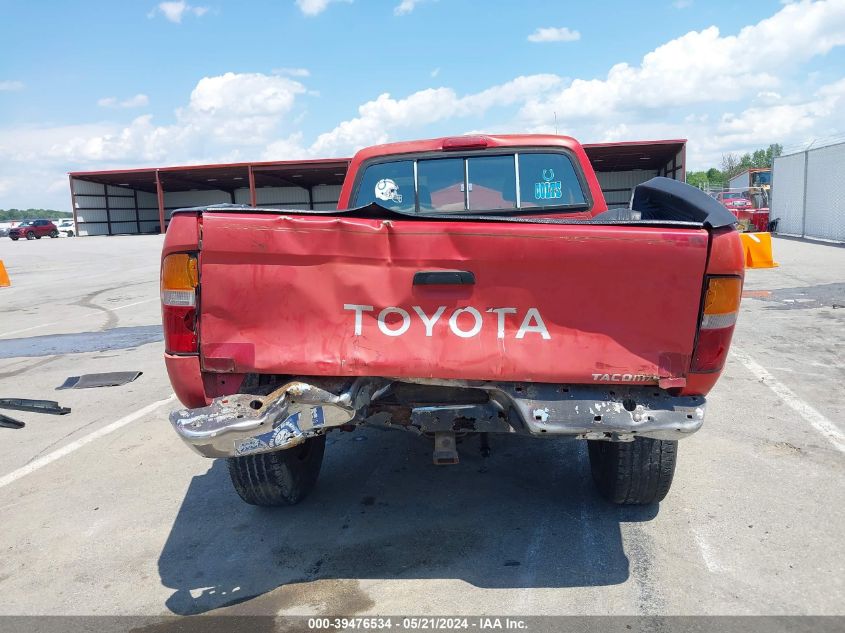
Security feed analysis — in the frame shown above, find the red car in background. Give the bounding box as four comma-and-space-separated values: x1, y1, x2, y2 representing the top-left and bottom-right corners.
715, 191, 753, 213
715, 192, 755, 229
8, 219, 60, 241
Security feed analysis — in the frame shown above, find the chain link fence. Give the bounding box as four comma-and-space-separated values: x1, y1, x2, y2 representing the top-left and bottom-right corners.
772, 137, 845, 242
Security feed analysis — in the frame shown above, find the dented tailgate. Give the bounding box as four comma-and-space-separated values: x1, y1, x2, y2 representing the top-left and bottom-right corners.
198, 212, 710, 385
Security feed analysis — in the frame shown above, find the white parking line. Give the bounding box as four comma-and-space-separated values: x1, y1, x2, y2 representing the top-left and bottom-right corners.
0, 298, 158, 338
0, 394, 176, 491
732, 347, 845, 454
103, 298, 158, 313
691, 527, 726, 573
0, 322, 59, 338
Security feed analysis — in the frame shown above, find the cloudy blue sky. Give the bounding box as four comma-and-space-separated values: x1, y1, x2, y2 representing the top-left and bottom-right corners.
1, 0, 844, 209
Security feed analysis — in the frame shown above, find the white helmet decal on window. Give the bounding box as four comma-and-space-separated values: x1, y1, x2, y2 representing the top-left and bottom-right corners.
374, 178, 402, 203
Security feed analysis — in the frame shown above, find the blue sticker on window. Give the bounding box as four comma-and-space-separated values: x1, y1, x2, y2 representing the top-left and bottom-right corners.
534, 169, 562, 200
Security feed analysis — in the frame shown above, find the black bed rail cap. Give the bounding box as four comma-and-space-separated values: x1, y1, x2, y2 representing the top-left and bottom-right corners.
628, 176, 738, 229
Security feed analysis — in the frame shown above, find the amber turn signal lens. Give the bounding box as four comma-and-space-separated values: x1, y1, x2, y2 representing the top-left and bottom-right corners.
703, 277, 742, 315
161, 254, 198, 291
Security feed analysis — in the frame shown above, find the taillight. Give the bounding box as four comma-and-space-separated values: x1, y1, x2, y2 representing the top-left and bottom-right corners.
690, 276, 742, 372
161, 253, 199, 353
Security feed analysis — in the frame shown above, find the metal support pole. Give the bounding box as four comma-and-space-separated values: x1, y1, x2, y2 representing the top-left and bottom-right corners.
801, 149, 809, 239
103, 183, 112, 236
68, 175, 79, 235
248, 165, 257, 207
133, 189, 141, 234
155, 170, 166, 234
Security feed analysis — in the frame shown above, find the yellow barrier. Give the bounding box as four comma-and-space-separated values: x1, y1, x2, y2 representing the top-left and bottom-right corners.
740, 232, 779, 269
0, 260, 9, 287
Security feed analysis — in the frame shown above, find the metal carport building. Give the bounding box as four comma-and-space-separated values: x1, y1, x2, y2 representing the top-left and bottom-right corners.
68, 139, 685, 236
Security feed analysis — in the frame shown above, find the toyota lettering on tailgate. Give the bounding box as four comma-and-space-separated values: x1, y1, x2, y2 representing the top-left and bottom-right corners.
343, 304, 551, 339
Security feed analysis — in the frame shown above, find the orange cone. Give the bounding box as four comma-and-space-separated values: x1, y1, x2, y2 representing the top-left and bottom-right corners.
739, 232, 779, 269
0, 260, 9, 287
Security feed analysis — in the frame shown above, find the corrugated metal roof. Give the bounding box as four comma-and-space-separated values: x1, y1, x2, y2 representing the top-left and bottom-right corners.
68, 139, 686, 193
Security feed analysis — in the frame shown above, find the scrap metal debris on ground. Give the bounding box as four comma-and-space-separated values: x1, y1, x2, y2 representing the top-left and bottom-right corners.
57, 371, 142, 390
0, 413, 25, 429
0, 398, 71, 415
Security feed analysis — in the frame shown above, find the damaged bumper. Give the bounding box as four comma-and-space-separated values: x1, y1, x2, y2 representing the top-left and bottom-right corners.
169, 379, 383, 459
170, 379, 705, 458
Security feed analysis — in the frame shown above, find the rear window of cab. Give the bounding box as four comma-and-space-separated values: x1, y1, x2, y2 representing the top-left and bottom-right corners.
354, 151, 587, 213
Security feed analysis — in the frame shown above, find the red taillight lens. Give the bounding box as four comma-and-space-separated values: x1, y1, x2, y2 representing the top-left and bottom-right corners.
162, 305, 198, 354
161, 254, 198, 354
691, 327, 735, 372
690, 276, 742, 372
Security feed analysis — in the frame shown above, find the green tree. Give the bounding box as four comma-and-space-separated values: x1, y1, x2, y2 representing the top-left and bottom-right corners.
690, 144, 781, 188
686, 168, 725, 189
764, 143, 782, 166
0, 209, 73, 222
751, 149, 768, 167
720, 153, 742, 178
686, 171, 708, 188
706, 168, 724, 185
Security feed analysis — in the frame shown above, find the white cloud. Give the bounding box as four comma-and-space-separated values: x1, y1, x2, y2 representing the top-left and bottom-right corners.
519, 0, 845, 126
262, 133, 309, 160
97, 94, 150, 108
527, 27, 581, 43
430, 68, 440, 78
0, 80, 24, 91
308, 74, 561, 157
0, 72, 307, 171
394, 0, 416, 15
273, 67, 310, 77
295, 0, 350, 17
149, 1, 209, 23
715, 80, 845, 146
394, 0, 430, 15
3, 0, 845, 208
673, 0, 693, 9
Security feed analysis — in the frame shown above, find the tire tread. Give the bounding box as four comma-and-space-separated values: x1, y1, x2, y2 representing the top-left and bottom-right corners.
588, 437, 677, 505
227, 435, 325, 507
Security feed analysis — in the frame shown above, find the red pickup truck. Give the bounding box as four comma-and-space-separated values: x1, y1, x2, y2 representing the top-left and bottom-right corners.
162, 135, 743, 507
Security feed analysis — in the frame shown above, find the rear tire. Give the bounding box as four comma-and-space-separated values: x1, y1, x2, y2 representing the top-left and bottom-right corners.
227, 435, 326, 506
49, 230, 59, 238
26, 231, 35, 240
588, 437, 677, 505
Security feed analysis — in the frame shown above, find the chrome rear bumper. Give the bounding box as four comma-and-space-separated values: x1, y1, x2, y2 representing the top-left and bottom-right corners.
170, 378, 705, 458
